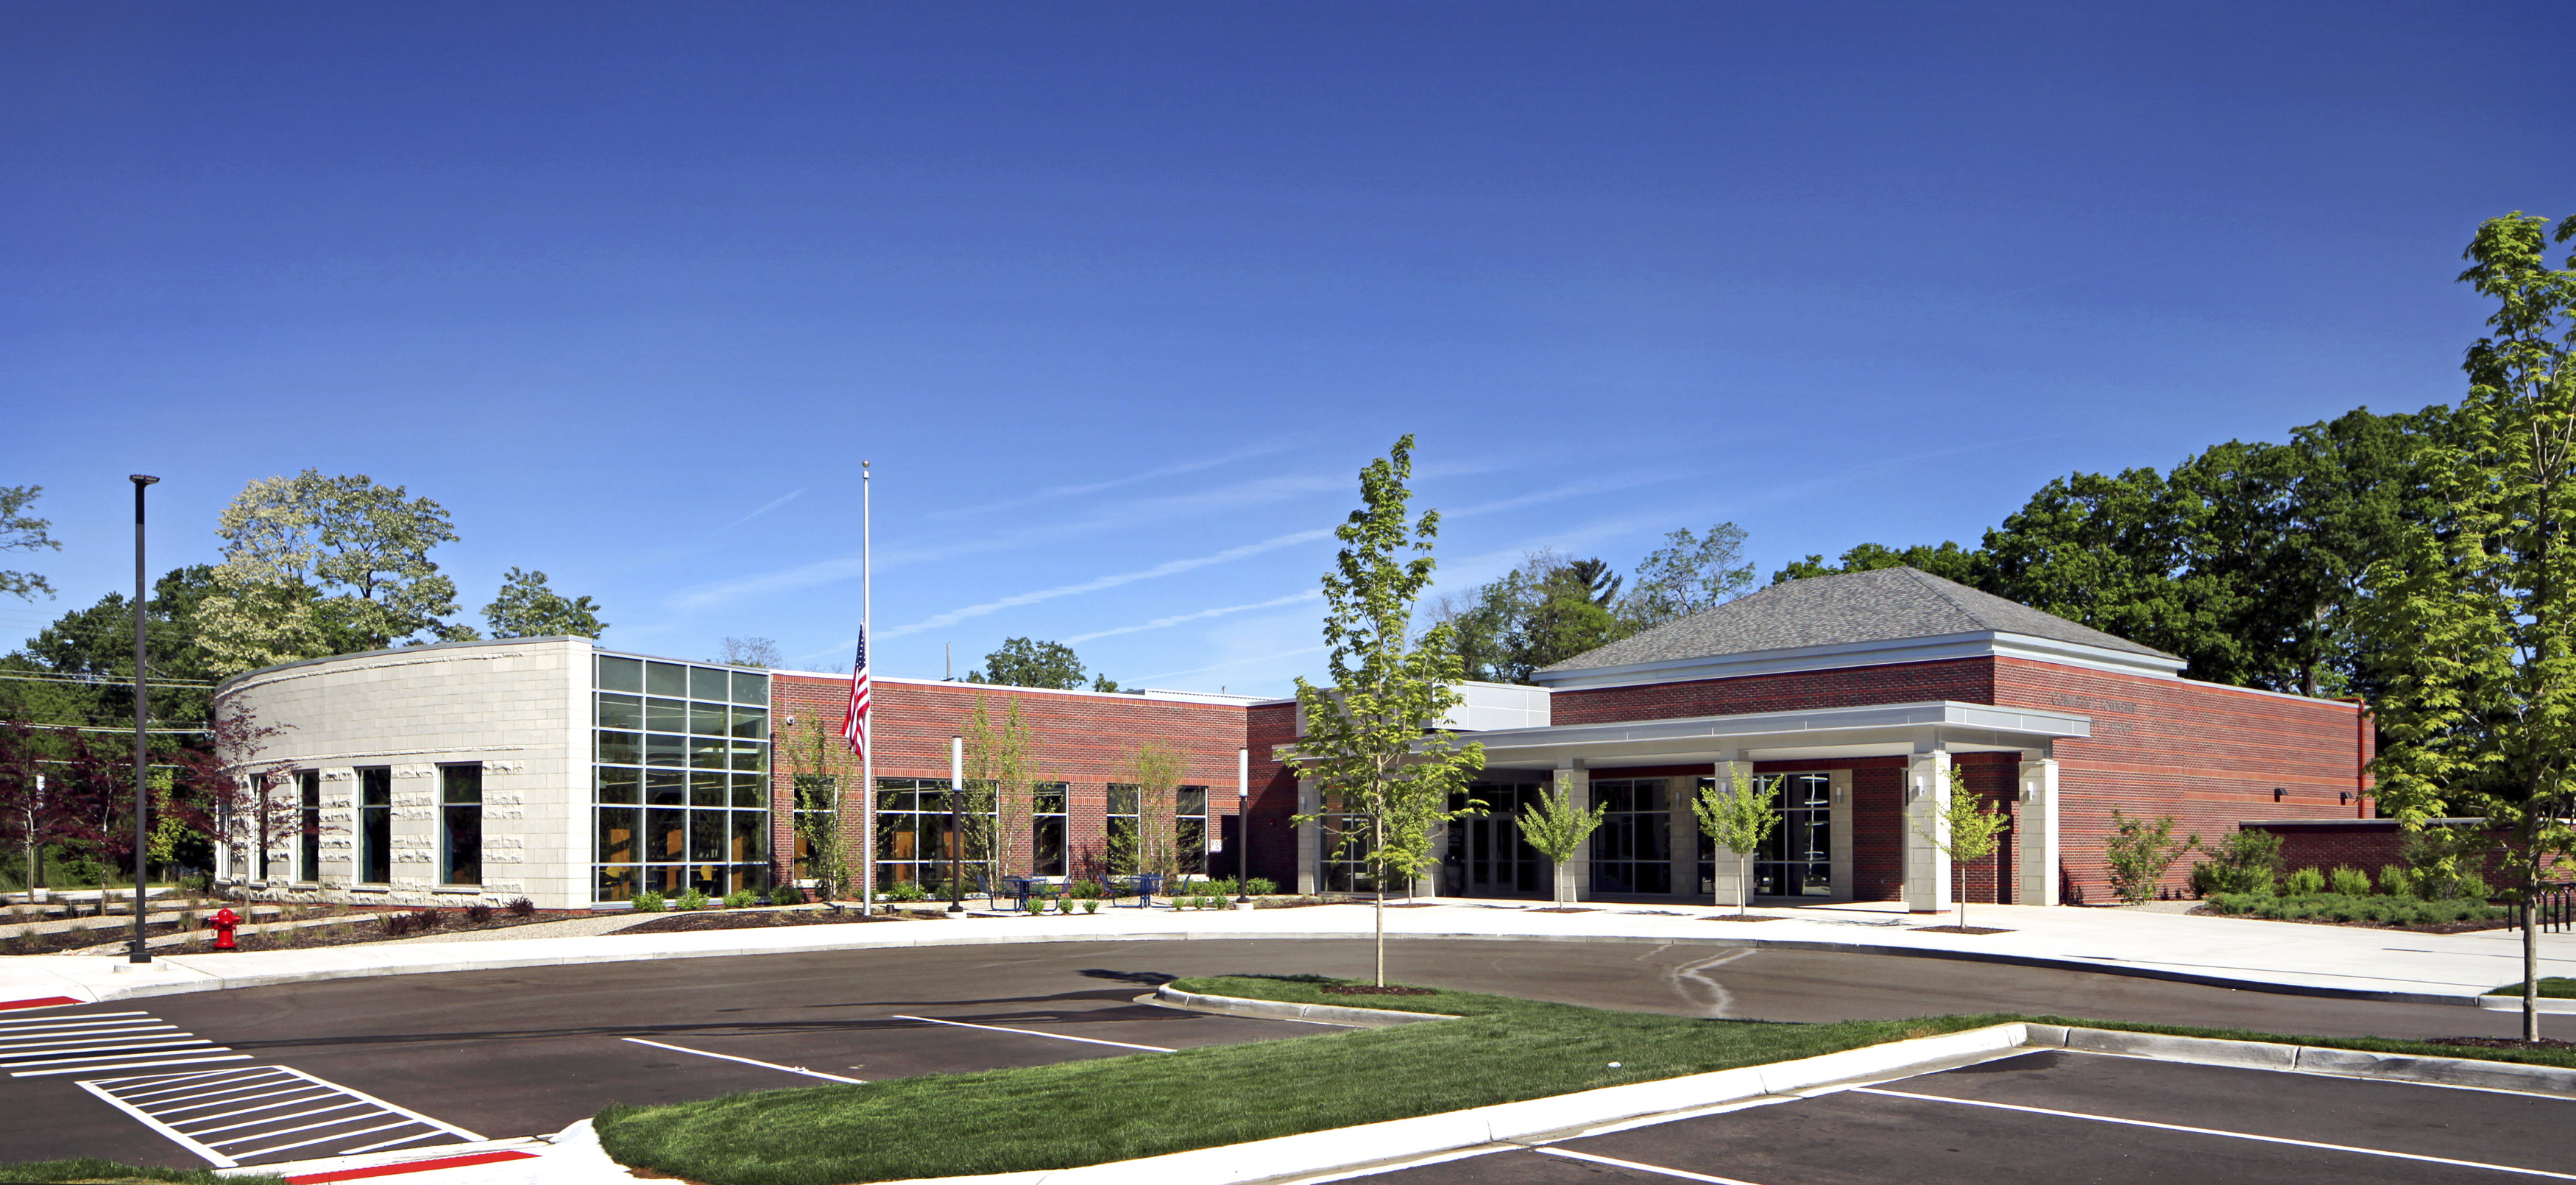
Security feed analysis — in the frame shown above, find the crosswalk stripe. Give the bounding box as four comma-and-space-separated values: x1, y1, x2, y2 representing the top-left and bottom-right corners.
0, 1010, 149, 1028
17, 1053, 252, 1077
77, 1061, 483, 1167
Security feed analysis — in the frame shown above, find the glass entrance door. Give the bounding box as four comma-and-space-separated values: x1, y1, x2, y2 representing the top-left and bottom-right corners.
1447, 783, 1545, 896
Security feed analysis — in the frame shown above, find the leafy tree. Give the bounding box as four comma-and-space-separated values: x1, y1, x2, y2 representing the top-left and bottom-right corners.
966, 637, 1094, 690
483, 567, 607, 639
6, 566, 220, 731
1914, 767, 2009, 930
2103, 810, 2190, 905
1693, 767, 1778, 917
1514, 778, 1604, 906
963, 696, 1042, 895
1618, 523, 1755, 629
1289, 435, 1487, 985
716, 637, 782, 668
1771, 540, 1982, 586
1117, 740, 1185, 880
778, 714, 859, 901
2362, 211, 2576, 1041
1510, 565, 1626, 673
0, 484, 59, 601
198, 471, 468, 673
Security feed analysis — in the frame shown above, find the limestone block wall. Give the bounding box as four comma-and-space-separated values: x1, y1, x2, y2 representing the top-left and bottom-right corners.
212, 637, 591, 910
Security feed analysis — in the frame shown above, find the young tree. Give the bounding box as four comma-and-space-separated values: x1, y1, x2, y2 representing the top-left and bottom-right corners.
1694, 767, 1779, 917
2103, 810, 2190, 905
483, 568, 608, 639
1121, 740, 1185, 881
2363, 211, 2576, 1042
1515, 777, 1605, 906
778, 715, 860, 901
0, 484, 60, 601
963, 696, 1041, 899
1289, 435, 1487, 985
1913, 767, 2009, 930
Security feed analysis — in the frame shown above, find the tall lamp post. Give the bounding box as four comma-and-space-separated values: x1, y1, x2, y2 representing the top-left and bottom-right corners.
127, 474, 158, 966
947, 735, 964, 913
1234, 747, 1250, 904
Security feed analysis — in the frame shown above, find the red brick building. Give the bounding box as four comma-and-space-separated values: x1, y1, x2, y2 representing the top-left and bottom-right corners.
776, 566, 2368, 910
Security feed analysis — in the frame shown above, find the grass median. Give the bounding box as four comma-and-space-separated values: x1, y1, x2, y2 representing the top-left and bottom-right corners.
593, 977, 2009, 1185
593, 974, 2576, 1185
0, 1161, 283, 1184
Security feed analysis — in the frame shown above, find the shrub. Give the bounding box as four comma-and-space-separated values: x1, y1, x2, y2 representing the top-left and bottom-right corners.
2283, 866, 2326, 896
767, 885, 804, 906
2328, 866, 2372, 896
1058, 896, 1079, 914
381, 912, 414, 937
885, 881, 928, 903
722, 889, 759, 910
633, 889, 667, 913
1245, 877, 1278, 896
2205, 891, 2507, 927
2190, 829, 2283, 896
1082, 898, 1100, 914
464, 903, 495, 924
508, 896, 537, 916
2379, 865, 2416, 897
1200, 877, 1237, 897
1069, 880, 1103, 901
2105, 811, 2192, 904
411, 908, 444, 930
676, 889, 709, 911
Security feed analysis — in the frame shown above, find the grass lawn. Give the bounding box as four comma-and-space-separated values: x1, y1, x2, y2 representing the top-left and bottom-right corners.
2485, 977, 2576, 998
593, 974, 2576, 1185
0, 1161, 283, 1184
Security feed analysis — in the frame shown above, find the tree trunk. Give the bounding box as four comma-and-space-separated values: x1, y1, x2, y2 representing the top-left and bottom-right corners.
2525, 877, 2542, 1044
1738, 854, 1751, 918
1373, 813, 1387, 987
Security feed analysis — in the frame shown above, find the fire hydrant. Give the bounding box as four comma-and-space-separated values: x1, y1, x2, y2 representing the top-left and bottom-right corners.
209, 908, 240, 952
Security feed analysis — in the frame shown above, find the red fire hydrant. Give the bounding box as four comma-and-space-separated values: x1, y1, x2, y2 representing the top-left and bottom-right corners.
209, 908, 240, 952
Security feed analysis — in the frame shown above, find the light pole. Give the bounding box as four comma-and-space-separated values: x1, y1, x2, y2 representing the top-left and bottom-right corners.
947, 735, 964, 913
1234, 747, 1250, 904
128, 474, 158, 966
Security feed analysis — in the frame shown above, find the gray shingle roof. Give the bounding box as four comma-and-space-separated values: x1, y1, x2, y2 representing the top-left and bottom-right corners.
1537, 567, 2181, 673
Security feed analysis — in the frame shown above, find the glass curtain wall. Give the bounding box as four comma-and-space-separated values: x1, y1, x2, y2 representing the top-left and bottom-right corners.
1590, 779, 1671, 894
592, 654, 771, 902
1695, 772, 1830, 897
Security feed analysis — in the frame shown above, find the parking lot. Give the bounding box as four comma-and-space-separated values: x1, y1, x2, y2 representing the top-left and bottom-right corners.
1353, 1050, 2576, 1184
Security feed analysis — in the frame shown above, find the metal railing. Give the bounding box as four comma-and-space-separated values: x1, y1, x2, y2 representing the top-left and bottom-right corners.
2528, 884, 2573, 934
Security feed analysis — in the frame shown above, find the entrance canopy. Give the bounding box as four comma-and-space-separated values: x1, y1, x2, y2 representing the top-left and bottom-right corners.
1456, 699, 2092, 771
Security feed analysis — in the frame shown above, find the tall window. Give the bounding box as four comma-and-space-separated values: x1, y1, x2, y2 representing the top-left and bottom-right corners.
1319, 807, 1379, 894
358, 768, 392, 884
877, 777, 990, 890
1174, 785, 1209, 877
440, 765, 482, 886
790, 775, 838, 884
592, 654, 770, 902
1105, 784, 1141, 875
1698, 772, 1831, 898
297, 771, 321, 882
1590, 779, 1671, 895
259, 774, 288, 883
1031, 783, 1067, 877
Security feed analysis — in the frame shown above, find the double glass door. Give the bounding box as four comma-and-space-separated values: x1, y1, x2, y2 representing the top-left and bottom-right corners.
1447, 783, 1546, 896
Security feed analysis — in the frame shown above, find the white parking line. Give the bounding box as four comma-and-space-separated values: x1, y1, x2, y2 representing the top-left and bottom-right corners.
1854, 1087, 2576, 1181
891, 1014, 1176, 1052
620, 1037, 867, 1083
1538, 1147, 1766, 1184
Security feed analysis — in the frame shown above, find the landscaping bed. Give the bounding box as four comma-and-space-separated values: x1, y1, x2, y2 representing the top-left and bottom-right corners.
42, 905, 588, 955
2193, 891, 2512, 933
0, 1158, 283, 1183
615, 907, 927, 935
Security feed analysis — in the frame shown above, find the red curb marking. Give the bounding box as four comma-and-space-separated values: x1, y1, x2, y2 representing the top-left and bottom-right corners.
284, 1150, 538, 1182
0, 997, 80, 1011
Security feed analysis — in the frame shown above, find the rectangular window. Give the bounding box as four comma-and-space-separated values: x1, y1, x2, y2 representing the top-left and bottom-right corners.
1589, 779, 1671, 895
1698, 773, 1832, 898
1175, 785, 1209, 877
1105, 784, 1141, 877
358, 768, 392, 884
298, 771, 321, 882
441, 765, 483, 886
595, 656, 771, 903
1032, 782, 1068, 877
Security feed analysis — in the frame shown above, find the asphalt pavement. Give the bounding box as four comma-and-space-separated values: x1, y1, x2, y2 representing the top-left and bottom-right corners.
3, 936, 2569, 1171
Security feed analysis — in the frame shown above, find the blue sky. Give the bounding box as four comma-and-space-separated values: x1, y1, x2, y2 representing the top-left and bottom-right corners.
4, 1, 2571, 696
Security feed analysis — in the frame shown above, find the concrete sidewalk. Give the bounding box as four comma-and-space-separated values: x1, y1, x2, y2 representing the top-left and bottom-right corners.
4, 897, 2569, 1011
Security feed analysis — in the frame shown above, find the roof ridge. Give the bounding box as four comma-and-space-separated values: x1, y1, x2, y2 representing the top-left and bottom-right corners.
1893, 565, 1989, 626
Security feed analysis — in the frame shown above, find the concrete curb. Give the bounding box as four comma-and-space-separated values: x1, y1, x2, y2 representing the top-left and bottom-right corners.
859, 1022, 2039, 1185
28, 925, 2509, 1010
2474, 994, 2576, 1014
2036, 1024, 2576, 1097
1149, 984, 1456, 1028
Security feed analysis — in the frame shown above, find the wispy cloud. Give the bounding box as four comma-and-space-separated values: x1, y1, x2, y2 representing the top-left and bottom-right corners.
723, 487, 809, 529
1063, 590, 1321, 644
1133, 645, 1329, 685
878, 528, 1334, 640
1443, 469, 1688, 520
928, 444, 1299, 519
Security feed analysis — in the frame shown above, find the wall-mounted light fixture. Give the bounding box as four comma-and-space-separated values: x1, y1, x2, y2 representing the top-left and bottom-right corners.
2273, 787, 2287, 802
2339, 790, 2352, 805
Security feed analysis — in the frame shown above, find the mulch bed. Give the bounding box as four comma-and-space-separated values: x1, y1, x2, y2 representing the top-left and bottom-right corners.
1911, 924, 2015, 935
1321, 984, 1437, 996
48, 907, 590, 955
1528, 907, 1598, 913
1706, 914, 1786, 922
2427, 1036, 2576, 1050
615, 908, 924, 935
2184, 905, 2515, 935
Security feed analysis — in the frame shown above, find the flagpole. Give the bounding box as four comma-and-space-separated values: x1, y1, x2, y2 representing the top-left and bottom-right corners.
861, 460, 875, 915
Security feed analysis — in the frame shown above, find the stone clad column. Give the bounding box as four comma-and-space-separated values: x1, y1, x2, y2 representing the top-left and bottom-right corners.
1554, 761, 1592, 902
2017, 752, 2060, 906
1827, 769, 1854, 902
1903, 748, 1953, 913
1708, 752, 1756, 908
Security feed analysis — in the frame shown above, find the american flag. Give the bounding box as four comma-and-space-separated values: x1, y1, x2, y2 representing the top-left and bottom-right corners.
841, 629, 870, 756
